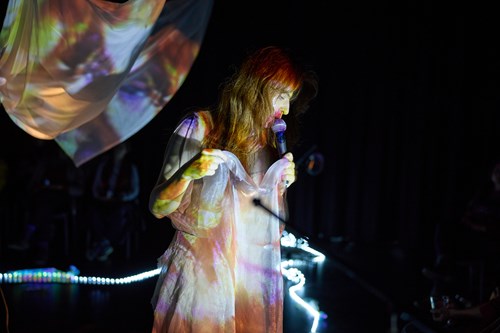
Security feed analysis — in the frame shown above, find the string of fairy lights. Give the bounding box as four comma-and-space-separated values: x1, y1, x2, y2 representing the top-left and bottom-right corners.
0, 232, 326, 332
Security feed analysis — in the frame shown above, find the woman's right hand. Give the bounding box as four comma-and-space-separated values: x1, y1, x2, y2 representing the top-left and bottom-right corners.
182, 149, 226, 180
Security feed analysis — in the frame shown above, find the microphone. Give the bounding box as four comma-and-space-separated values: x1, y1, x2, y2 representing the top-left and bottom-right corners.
271, 118, 287, 157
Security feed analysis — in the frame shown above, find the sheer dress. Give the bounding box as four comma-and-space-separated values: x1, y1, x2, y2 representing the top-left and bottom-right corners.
151, 111, 288, 333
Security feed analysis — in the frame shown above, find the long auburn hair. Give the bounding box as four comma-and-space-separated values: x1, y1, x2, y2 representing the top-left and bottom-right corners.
204, 46, 305, 169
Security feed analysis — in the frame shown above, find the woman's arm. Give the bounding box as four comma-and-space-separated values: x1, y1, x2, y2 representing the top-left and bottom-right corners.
150, 149, 226, 218
150, 172, 192, 218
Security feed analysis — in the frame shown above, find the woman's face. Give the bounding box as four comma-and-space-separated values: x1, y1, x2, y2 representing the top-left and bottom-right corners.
265, 91, 292, 128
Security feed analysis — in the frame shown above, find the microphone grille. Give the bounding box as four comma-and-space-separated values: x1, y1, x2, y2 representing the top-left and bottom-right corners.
271, 118, 287, 133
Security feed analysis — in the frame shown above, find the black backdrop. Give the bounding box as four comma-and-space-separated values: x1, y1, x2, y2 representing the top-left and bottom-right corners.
0, 2, 486, 265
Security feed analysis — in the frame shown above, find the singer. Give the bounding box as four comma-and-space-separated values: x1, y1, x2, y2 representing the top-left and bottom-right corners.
148, 46, 317, 333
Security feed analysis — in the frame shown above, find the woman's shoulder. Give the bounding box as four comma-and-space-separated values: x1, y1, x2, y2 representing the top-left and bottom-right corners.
175, 110, 213, 140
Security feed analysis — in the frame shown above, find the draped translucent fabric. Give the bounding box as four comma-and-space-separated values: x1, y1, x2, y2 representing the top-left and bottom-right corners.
0, 0, 213, 166
151, 111, 287, 332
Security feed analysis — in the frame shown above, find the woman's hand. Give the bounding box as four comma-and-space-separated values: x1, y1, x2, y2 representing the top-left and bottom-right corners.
182, 149, 226, 180
279, 152, 296, 192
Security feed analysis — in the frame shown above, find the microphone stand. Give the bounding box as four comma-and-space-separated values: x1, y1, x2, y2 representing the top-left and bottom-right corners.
252, 198, 308, 240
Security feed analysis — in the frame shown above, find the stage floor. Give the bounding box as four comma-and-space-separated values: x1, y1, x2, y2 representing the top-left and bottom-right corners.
0, 233, 440, 333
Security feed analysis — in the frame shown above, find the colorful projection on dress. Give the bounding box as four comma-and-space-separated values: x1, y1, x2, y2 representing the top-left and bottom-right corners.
0, 0, 213, 166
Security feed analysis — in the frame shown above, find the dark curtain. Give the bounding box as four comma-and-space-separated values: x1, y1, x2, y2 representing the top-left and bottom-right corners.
284, 8, 479, 265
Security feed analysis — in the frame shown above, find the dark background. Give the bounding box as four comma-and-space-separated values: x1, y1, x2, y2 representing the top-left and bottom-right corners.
0, 2, 482, 269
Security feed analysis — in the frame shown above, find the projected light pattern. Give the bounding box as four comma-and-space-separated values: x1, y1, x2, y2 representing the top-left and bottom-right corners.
0, 232, 326, 332
0, 0, 213, 166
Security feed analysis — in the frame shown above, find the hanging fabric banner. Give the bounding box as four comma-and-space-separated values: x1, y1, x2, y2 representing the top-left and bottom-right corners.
0, 0, 213, 166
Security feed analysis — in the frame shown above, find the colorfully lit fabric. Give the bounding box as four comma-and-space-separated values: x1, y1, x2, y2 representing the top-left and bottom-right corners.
151, 111, 287, 333
0, 0, 213, 166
